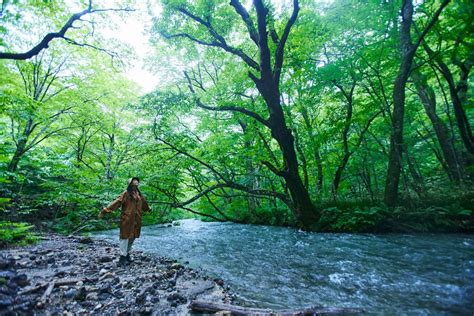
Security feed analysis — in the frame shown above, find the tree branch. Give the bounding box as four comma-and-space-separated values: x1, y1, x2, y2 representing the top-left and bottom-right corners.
174, 7, 260, 70
412, 0, 450, 52
0, 2, 134, 60
254, 0, 272, 78
184, 71, 270, 127
274, 0, 300, 85
229, 0, 259, 45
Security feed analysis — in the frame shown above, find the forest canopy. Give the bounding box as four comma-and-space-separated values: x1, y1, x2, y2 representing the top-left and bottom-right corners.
1, 0, 473, 236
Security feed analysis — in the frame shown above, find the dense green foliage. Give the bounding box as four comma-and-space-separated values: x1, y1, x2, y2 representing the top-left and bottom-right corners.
0, 0, 473, 235
0, 221, 38, 248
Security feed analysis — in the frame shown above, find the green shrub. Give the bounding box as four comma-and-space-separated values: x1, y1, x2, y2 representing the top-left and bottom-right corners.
315, 205, 389, 232
0, 221, 39, 247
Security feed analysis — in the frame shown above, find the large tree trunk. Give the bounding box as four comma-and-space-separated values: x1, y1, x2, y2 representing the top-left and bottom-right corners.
412, 69, 463, 182
384, 56, 413, 206
268, 105, 320, 226
252, 0, 320, 228
384, 0, 416, 206
384, 0, 450, 206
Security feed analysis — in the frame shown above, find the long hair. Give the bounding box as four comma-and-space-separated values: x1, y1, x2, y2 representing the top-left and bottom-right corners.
127, 185, 142, 200
127, 177, 142, 200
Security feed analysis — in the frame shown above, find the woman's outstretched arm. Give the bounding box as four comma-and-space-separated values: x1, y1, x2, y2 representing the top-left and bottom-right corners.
99, 191, 126, 218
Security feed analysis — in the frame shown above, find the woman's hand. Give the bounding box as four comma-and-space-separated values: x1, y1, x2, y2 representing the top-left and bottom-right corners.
99, 208, 107, 219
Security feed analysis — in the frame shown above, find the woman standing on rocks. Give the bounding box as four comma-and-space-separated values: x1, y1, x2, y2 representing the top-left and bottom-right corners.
99, 177, 152, 265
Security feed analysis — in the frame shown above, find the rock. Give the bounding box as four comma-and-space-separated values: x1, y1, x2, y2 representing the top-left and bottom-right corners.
63, 288, 77, 299
11, 274, 29, 287
0, 286, 13, 295
86, 292, 98, 301
78, 237, 93, 244
214, 278, 225, 286
99, 269, 108, 276
0, 294, 13, 308
54, 271, 67, 278
0, 271, 15, 279
29, 255, 36, 260
74, 287, 87, 301
164, 269, 176, 278
99, 256, 113, 263
7, 279, 18, 290
166, 292, 187, 304
99, 284, 112, 294
135, 294, 145, 304
0, 257, 15, 270
139, 306, 152, 315
114, 290, 124, 298
17, 261, 29, 268
170, 263, 184, 270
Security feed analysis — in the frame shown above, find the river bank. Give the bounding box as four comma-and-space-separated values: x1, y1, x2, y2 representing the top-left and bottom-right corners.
0, 233, 232, 314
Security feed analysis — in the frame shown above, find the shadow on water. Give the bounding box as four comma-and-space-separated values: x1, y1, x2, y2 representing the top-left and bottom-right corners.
91, 219, 474, 314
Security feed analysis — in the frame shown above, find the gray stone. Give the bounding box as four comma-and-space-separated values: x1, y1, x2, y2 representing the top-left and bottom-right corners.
86, 292, 99, 301
64, 288, 77, 299
11, 274, 29, 287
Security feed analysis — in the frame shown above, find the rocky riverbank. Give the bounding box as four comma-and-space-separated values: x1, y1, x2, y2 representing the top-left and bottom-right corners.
0, 233, 233, 315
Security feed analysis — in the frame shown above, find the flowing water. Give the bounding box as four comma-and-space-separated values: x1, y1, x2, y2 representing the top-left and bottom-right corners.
91, 219, 474, 314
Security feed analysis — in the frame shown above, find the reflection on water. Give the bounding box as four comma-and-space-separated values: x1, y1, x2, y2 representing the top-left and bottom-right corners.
91, 219, 474, 314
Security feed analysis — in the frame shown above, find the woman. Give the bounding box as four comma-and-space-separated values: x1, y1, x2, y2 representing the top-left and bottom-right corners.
99, 177, 152, 265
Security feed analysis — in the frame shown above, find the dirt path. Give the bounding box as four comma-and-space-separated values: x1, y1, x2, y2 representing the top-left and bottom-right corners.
0, 233, 233, 315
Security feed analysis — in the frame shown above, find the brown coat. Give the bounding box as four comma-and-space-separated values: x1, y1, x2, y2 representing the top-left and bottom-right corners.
104, 190, 151, 239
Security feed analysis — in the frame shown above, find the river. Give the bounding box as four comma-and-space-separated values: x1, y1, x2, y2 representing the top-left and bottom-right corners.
90, 219, 474, 314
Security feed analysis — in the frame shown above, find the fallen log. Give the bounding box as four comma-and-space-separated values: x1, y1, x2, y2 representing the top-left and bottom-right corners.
188, 300, 364, 315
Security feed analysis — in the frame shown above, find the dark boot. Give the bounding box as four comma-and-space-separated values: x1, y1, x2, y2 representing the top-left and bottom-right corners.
126, 254, 133, 263
118, 255, 128, 266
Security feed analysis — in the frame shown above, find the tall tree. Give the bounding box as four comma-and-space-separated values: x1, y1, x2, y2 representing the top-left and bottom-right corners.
158, 0, 320, 227
384, 0, 450, 206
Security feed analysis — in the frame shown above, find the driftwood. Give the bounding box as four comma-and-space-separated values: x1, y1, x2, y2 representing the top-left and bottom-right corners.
40, 282, 55, 304
19, 278, 83, 295
189, 300, 364, 315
